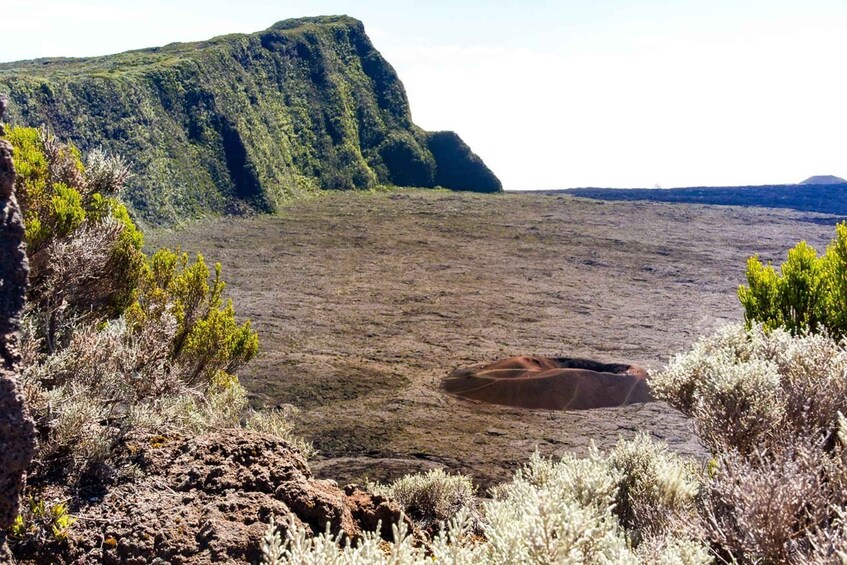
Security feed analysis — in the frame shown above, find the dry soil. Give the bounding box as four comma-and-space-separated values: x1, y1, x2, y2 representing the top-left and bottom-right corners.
147, 190, 838, 490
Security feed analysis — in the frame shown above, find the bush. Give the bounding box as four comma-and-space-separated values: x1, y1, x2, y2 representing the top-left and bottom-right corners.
245, 406, 316, 459
126, 249, 259, 387
368, 468, 477, 529
739, 222, 847, 338
4, 126, 145, 347
21, 250, 261, 482
9, 497, 76, 547
4, 130, 277, 488
651, 323, 847, 562
697, 442, 847, 563
607, 434, 700, 545
651, 323, 847, 455
262, 437, 710, 564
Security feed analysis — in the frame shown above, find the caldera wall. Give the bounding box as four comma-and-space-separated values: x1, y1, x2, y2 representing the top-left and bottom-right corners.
0, 16, 502, 225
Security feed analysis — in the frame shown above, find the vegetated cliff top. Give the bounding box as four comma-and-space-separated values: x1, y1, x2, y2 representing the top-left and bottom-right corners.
800, 175, 847, 185
0, 16, 362, 76
0, 15, 501, 224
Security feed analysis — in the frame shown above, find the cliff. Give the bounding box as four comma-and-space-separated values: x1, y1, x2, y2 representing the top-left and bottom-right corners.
0, 16, 501, 224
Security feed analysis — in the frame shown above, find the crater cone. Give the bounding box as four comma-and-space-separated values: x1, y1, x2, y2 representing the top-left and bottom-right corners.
443, 356, 653, 410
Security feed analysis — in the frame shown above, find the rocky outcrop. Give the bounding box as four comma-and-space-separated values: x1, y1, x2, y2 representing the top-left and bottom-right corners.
38, 430, 409, 563
0, 16, 501, 225
0, 95, 37, 558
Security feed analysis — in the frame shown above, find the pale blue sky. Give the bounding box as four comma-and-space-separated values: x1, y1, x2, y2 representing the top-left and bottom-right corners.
3, 0, 846, 189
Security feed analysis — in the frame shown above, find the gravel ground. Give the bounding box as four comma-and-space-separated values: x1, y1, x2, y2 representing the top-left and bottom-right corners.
148, 190, 837, 490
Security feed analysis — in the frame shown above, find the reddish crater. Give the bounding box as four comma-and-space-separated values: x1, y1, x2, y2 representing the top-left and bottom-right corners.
442, 356, 653, 410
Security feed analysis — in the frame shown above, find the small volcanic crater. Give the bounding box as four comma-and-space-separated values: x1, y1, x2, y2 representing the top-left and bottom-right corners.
442, 356, 653, 410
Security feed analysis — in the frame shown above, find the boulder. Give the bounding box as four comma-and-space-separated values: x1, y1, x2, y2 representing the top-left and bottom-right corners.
45, 430, 410, 564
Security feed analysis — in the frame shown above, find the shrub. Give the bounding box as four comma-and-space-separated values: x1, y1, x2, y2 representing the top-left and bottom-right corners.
125, 249, 259, 387
739, 222, 847, 338
697, 443, 847, 563
651, 323, 847, 455
263, 438, 710, 564
368, 468, 477, 529
607, 434, 700, 545
9, 498, 76, 547
4, 130, 277, 487
245, 406, 317, 459
4, 126, 145, 345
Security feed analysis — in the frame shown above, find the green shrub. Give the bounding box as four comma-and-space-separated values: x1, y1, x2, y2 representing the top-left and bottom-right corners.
739, 222, 847, 337
5, 130, 270, 488
9, 498, 76, 546
3, 126, 145, 336
126, 249, 258, 386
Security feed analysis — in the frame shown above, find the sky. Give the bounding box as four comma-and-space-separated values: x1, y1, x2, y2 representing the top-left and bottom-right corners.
2, 0, 846, 190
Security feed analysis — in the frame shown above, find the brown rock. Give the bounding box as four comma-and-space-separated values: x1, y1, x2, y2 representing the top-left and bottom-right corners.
343, 484, 408, 541
39, 430, 409, 564
0, 95, 37, 558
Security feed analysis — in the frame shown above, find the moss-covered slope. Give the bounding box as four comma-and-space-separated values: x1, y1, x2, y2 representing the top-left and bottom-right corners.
0, 16, 501, 224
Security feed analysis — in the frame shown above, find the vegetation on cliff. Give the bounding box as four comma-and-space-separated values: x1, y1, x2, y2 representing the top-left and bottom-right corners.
0, 16, 501, 225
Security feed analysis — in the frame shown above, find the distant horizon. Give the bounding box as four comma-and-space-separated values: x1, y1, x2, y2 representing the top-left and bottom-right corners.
2, 1, 846, 190
512, 174, 847, 191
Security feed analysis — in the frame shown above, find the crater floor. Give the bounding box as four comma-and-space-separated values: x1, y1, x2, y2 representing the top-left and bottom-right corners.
148, 190, 836, 490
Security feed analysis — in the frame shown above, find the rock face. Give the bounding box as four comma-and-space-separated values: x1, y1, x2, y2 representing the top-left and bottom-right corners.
44, 430, 408, 564
0, 95, 37, 556
443, 355, 653, 410
0, 16, 502, 224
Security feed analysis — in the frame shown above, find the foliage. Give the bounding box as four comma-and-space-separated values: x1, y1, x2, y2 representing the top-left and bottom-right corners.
3, 126, 145, 349
262, 438, 710, 564
607, 434, 700, 546
738, 222, 847, 338
5, 131, 273, 488
651, 323, 847, 455
368, 468, 477, 530
126, 249, 259, 387
9, 498, 76, 546
697, 442, 847, 563
245, 406, 317, 459
0, 16, 500, 225
20, 249, 261, 483
651, 323, 847, 562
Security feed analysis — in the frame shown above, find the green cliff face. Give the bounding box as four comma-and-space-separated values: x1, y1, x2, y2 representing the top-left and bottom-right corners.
0, 16, 501, 224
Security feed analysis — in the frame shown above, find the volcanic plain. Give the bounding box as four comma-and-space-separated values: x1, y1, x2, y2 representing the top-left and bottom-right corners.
147, 190, 837, 490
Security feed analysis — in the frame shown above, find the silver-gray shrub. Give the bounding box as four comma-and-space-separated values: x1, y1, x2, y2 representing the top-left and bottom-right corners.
84, 147, 132, 195
368, 468, 477, 530
699, 442, 847, 563
608, 434, 700, 545
20, 312, 311, 481
652, 323, 847, 454
262, 436, 710, 564
652, 323, 847, 561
